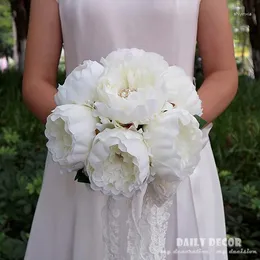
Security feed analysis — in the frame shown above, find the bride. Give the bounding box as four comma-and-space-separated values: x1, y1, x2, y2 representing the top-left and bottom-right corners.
22, 0, 238, 259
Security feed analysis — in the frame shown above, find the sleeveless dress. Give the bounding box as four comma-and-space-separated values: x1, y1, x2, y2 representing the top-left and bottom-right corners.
25, 1, 228, 260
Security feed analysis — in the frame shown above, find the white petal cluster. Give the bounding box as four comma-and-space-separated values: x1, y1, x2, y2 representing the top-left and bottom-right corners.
163, 66, 202, 116
45, 104, 97, 174
45, 48, 208, 199
86, 128, 150, 198
94, 48, 168, 125
54, 60, 104, 106
144, 108, 203, 181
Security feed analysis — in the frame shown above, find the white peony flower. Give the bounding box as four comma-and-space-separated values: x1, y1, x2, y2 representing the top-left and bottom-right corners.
100, 48, 168, 68
94, 49, 169, 125
86, 128, 150, 198
54, 60, 104, 106
45, 104, 97, 174
163, 66, 202, 116
143, 108, 203, 182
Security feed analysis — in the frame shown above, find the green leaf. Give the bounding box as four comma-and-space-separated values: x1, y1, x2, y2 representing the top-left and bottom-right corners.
74, 168, 90, 184
243, 239, 256, 247
251, 231, 260, 238
193, 115, 208, 129
23, 204, 31, 215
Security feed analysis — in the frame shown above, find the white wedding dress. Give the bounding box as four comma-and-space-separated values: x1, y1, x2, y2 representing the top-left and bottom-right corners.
25, 0, 228, 259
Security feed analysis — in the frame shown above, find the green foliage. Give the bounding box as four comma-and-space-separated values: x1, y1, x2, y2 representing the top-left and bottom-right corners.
0, 70, 65, 260
210, 76, 260, 259
228, 0, 249, 42
0, 70, 260, 259
0, 1, 12, 56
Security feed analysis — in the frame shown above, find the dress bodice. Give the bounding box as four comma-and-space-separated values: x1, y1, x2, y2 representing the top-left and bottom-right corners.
58, 0, 201, 77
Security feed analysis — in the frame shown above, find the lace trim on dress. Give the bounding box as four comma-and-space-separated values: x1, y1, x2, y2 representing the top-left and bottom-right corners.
102, 182, 175, 260
126, 201, 142, 259
102, 196, 121, 260
127, 184, 174, 260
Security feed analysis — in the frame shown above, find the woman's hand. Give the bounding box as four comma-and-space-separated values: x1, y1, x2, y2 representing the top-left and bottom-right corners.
197, 0, 238, 124
22, 0, 62, 124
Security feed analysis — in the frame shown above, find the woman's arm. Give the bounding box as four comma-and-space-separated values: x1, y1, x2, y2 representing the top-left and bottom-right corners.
22, 0, 62, 124
197, 0, 238, 124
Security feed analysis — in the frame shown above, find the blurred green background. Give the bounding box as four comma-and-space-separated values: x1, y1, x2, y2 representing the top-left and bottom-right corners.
0, 0, 260, 259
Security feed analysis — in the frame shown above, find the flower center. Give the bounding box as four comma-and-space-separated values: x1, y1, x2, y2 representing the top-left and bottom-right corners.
118, 88, 137, 98
104, 145, 136, 184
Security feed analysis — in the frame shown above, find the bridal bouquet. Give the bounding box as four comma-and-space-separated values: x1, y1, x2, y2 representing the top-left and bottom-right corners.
45, 48, 207, 199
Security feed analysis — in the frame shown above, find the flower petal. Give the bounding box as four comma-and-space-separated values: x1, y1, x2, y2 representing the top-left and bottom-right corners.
86, 128, 150, 198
